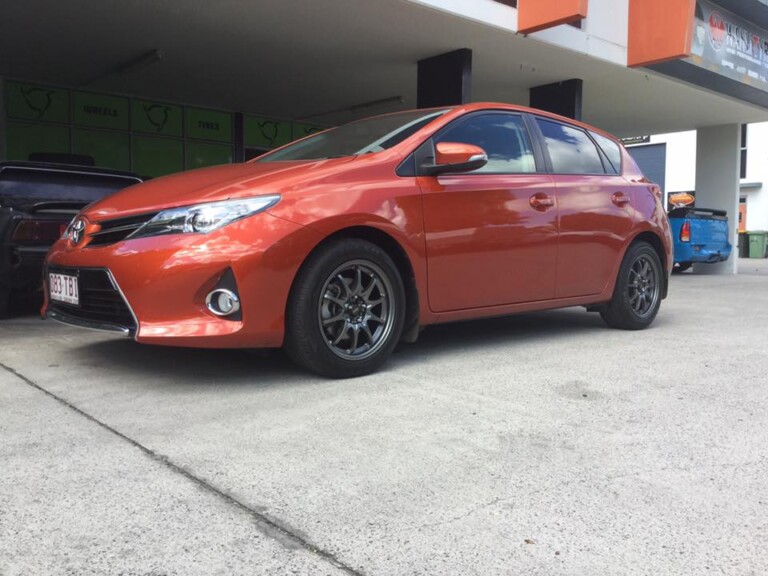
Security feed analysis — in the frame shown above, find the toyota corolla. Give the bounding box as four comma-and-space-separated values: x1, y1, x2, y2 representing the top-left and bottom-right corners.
44, 103, 672, 378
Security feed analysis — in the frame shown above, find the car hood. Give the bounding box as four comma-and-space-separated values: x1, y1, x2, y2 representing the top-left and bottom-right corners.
84, 157, 358, 220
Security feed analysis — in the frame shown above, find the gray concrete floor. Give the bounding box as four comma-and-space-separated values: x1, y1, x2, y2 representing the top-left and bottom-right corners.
737, 256, 768, 276
1, 270, 767, 576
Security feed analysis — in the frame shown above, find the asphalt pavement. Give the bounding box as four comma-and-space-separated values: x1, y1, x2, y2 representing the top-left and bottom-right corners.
1, 268, 766, 576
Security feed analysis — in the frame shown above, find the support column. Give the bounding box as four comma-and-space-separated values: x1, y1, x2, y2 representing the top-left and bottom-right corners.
694, 124, 740, 274
529, 79, 583, 120
0, 77, 6, 161
417, 49, 472, 109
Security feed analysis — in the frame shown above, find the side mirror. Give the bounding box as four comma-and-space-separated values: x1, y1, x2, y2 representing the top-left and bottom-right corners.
420, 142, 488, 176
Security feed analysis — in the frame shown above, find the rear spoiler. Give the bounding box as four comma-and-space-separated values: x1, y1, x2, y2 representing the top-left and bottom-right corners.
668, 207, 727, 219
22, 201, 88, 213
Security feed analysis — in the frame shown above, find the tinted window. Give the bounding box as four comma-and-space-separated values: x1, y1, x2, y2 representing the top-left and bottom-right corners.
537, 119, 605, 174
436, 114, 536, 174
257, 109, 448, 161
590, 131, 622, 175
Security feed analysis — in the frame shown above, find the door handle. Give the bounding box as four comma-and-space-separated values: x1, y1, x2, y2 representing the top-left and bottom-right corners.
529, 194, 555, 210
612, 192, 631, 206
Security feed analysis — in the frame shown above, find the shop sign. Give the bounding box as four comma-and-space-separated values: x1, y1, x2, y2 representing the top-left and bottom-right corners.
244, 116, 292, 149
6, 81, 69, 123
187, 108, 232, 142
292, 123, 325, 141
689, 0, 768, 92
73, 92, 129, 130
621, 135, 650, 145
132, 100, 183, 137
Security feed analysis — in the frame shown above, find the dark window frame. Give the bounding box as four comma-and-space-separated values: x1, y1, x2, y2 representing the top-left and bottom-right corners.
740, 124, 748, 179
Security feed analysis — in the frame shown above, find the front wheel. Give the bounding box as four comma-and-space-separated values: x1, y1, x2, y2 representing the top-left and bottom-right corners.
600, 241, 663, 330
284, 239, 405, 378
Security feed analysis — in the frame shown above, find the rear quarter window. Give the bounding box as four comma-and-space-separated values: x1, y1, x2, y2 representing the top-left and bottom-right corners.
590, 131, 622, 175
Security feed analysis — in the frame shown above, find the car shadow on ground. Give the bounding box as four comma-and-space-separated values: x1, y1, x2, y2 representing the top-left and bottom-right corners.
69, 339, 306, 386
63, 307, 619, 384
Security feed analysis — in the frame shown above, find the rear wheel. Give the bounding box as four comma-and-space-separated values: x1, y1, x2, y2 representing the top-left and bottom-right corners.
672, 262, 692, 273
600, 241, 663, 330
285, 239, 405, 378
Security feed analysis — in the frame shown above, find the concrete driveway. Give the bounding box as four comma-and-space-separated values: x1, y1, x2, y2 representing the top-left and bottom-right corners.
1, 271, 766, 576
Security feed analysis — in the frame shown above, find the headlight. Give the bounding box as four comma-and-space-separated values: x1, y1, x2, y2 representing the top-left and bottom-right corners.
128, 195, 280, 239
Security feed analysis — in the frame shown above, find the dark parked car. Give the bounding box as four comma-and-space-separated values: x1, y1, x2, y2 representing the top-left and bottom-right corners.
0, 162, 142, 317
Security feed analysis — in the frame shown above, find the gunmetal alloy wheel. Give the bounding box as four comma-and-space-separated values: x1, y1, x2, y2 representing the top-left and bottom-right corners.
600, 241, 663, 330
626, 254, 660, 319
284, 238, 405, 378
318, 260, 395, 361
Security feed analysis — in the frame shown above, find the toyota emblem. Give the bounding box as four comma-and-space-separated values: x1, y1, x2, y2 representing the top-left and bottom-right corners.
69, 218, 86, 245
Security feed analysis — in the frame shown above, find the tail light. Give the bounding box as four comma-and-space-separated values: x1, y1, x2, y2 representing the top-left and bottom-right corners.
11, 220, 68, 242
680, 221, 691, 242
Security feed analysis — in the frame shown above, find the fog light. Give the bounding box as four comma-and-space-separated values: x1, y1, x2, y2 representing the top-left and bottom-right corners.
206, 288, 241, 316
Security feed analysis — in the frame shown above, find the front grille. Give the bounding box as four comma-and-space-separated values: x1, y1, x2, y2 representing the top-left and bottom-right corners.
47, 266, 136, 333
87, 212, 156, 246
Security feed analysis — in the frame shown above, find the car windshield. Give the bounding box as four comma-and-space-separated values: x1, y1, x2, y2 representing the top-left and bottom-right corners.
256, 109, 449, 162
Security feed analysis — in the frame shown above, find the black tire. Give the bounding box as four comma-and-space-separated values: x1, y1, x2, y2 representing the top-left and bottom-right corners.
672, 262, 692, 274
284, 239, 406, 378
600, 241, 663, 330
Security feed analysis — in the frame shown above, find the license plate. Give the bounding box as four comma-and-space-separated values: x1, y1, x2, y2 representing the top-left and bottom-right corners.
49, 273, 79, 306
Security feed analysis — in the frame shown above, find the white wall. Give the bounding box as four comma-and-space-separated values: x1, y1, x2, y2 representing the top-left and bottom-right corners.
648, 131, 697, 194
408, 0, 630, 66
530, 0, 629, 65
404, 0, 518, 33
653, 125, 768, 231
742, 123, 768, 232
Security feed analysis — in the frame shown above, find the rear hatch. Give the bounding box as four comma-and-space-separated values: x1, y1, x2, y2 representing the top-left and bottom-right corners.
668, 207, 730, 255
1, 163, 142, 246
0, 163, 141, 210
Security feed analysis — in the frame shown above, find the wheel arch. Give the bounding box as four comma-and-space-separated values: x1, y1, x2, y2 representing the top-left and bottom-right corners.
288, 225, 421, 343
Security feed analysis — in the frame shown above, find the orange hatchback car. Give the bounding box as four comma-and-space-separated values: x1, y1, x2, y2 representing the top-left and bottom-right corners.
44, 103, 672, 377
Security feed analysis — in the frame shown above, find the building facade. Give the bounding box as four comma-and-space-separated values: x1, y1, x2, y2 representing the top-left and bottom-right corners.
3, 0, 768, 270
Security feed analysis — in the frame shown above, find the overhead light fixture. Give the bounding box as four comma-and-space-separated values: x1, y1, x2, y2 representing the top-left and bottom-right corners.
80, 49, 164, 86
117, 49, 164, 76
299, 95, 405, 120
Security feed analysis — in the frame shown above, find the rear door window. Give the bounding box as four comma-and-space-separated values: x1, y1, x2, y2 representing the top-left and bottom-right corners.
536, 119, 605, 175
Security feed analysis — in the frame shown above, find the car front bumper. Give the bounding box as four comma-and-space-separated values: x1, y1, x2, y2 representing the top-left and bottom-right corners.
44, 213, 322, 348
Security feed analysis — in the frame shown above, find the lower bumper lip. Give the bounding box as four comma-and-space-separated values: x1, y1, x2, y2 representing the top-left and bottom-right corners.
46, 308, 135, 336
44, 266, 139, 338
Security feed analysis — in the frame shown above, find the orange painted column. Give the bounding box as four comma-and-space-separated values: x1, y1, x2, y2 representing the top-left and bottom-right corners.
628, 0, 696, 67
517, 0, 588, 34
